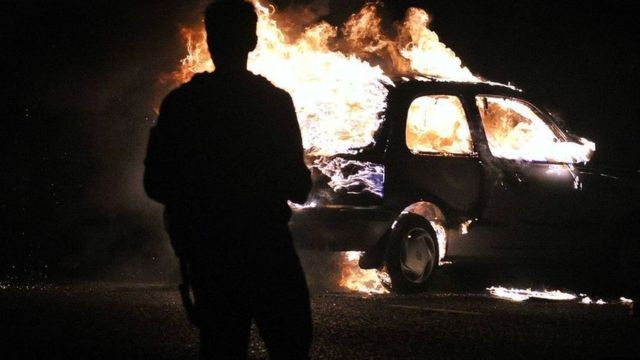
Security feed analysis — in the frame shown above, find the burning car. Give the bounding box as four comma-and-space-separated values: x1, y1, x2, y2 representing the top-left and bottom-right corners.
290, 78, 639, 293
171, 1, 639, 294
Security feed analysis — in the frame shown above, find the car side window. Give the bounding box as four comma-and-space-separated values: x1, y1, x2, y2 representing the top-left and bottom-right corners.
475, 96, 564, 161
405, 95, 473, 155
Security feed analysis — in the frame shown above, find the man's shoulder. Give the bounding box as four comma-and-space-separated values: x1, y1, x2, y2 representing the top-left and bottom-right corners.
179, 72, 214, 92
249, 74, 293, 103
263, 77, 288, 94
163, 71, 292, 106
162, 72, 213, 103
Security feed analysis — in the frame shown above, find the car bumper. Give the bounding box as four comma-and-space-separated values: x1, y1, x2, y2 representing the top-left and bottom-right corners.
289, 206, 395, 251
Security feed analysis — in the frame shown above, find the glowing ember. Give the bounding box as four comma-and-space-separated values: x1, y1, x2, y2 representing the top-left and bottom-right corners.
581, 297, 607, 305
487, 286, 577, 302
620, 297, 634, 304
460, 219, 473, 235
339, 251, 389, 295
288, 200, 317, 209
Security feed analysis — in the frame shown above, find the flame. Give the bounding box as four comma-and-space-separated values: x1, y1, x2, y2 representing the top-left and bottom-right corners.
172, 1, 482, 157
429, 220, 447, 264
477, 97, 595, 163
488, 287, 632, 306
339, 251, 389, 295
460, 219, 473, 235
312, 157, 385, 198
173, 28, 212, 84
620, 297, 634, 304
172, 1, 595, 162
580, 297, 607, 305
406, 95, 473, 155
396, 8, 477, 81
487, 286, 577, 302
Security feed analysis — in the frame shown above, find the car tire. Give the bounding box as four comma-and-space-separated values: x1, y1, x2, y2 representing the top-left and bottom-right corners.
385, 214, 438, 294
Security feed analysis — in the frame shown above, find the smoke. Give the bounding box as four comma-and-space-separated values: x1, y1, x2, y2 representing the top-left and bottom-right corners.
2, 0, 200, 280
3, 0, 379, 281
3, 0, 438, 281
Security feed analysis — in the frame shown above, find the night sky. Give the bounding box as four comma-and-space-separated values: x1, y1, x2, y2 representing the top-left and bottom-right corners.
3, 0, 639, 279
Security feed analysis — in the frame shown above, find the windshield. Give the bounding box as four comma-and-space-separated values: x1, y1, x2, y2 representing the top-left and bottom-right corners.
476, 96, 595, 163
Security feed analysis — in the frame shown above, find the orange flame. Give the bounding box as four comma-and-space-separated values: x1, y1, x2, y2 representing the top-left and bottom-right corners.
339, 252, 389, 295
477, 97, 595, 163
173, 27, 212, 84
397, 8, 476, 81
171, 1, 481, 157
487, 286, 577, 302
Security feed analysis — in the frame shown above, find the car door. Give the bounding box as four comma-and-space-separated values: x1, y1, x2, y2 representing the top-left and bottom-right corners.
385, 92, 484, 216
472, 95, 595, 260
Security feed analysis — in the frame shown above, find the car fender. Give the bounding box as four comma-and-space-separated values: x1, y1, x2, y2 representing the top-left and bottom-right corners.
359, 201, 448, 269
397, 202, 448, 264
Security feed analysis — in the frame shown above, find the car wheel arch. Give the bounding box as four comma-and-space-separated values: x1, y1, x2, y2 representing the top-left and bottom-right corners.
359, 201, 448, 269
395, 202, 447, 262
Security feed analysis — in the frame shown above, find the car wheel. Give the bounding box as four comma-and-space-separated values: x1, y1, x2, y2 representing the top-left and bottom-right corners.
385, 215, 438, 294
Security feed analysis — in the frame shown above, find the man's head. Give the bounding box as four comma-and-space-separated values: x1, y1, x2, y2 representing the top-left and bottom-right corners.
205, 0, 258, 70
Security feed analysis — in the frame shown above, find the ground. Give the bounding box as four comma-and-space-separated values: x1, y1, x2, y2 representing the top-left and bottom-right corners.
2, 265, 639, 359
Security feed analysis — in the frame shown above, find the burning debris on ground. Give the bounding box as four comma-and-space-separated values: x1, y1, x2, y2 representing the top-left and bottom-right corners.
339, 251, 389, 295
2, 282, 640, 359
486, 286, 614, 305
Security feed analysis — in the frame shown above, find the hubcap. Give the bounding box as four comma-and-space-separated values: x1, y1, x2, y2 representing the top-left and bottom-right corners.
400, 227, 434, 283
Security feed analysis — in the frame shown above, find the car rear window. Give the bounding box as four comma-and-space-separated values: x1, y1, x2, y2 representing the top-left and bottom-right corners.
405, 95, 473, 155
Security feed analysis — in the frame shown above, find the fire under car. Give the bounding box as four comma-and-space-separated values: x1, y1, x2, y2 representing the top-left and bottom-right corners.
289, 78, 640, 293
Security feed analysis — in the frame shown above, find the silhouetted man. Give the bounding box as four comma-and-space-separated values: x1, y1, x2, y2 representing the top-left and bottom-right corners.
144, 1, 313, 358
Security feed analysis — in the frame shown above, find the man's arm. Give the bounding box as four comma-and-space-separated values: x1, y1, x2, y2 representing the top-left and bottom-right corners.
279, 92, 311, 204
144, 89, 194, 258
144, 90, 187, 205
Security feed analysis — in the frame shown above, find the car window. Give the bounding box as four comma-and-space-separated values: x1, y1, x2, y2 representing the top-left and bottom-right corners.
476, 96, 567, 162
405, 95, 473, 155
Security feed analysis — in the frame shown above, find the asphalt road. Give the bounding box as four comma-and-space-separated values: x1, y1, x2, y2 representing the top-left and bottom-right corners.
1, 276, 639, 359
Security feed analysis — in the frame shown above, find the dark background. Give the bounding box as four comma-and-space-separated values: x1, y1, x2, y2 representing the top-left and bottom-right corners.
2, 0, 639, 280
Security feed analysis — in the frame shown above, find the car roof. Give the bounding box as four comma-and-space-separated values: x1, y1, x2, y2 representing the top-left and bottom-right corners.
388, 77, 524, 99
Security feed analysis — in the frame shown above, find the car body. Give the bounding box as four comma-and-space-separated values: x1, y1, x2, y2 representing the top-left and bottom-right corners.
289, 79, 639, 292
